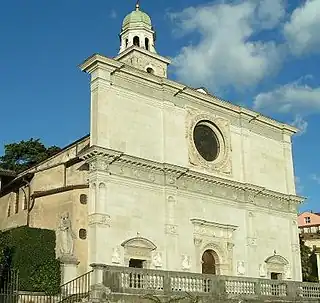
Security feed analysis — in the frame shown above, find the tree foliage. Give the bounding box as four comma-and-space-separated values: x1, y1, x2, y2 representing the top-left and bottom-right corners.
300, 237, 318, 282
0, 138, 61, 173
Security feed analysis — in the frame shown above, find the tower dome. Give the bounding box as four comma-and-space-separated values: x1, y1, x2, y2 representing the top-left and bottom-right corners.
119, 2, 156, 54
122, 4, 152, 29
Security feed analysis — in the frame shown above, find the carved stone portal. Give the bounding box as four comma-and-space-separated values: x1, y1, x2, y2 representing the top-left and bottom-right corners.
191, 218, 237, 275
121, 236, 157, 268
264, 255, 290, 280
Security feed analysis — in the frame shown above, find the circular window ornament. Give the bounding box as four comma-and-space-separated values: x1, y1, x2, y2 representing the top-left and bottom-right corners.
193, 122, 220, 162
186, 109, 232, 175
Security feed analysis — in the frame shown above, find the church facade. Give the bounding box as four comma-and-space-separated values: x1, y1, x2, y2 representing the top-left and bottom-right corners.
0, 4, 303, 281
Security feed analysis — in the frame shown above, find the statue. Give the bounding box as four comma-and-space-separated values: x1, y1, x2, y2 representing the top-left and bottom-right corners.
182, 255, 191, 270
237, 261, 245, 275
259, 263, 267, 277
112, 247, 121, 264
152, 252, 162, 268
285, 265, 292, 279
57, 212, 76, 257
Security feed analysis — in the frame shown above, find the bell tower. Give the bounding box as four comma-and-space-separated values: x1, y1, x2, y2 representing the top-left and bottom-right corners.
115, 1, 171, 78
119, 1, 156, 54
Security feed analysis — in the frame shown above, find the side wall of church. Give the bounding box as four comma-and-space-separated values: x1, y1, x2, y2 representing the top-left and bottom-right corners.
0, 137, 90, 276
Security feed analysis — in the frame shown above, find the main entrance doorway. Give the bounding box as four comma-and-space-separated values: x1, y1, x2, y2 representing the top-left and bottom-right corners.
129, 258, 144, 268
202, 250, 217, 275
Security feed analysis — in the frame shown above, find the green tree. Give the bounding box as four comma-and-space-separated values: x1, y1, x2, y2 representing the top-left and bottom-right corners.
300, 237, 318, 282
0, 138, 61, 173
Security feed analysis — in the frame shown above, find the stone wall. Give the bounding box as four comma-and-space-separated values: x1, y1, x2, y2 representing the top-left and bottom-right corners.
0, 136, 90, 276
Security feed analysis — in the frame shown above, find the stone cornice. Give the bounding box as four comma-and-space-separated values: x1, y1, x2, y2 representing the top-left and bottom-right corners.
80, 53, 297, 135
190, 218, 238, 232
114, 46, 171, 65
79, 146, 305, 213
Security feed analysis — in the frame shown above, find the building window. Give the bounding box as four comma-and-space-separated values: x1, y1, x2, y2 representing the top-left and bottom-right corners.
305, 217, 311, 224
146, 67, 154, 74
80, 194, 87, 205
145, 38, 149, 50
79, 229, 87, 240
133, 36, 140, 47
7, 203, 11, 217
15, 190, 19, 214
125, 38, 129, 47
23, 195, 28, 210
193, 121, 220, 162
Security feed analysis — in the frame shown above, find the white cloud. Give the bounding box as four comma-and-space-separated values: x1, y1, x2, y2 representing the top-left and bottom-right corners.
291, 115, 308, 135
284, 0, 320, 56
253, 76, 320, 114
311, 174, 320, 184
257, 0, 286, 29
170, 0, 285, 91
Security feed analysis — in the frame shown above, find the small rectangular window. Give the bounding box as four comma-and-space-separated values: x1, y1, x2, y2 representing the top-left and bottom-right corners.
305, 217, 311, 224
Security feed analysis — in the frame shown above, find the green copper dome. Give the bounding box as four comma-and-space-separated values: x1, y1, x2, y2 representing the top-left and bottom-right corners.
122, 4, 152, 28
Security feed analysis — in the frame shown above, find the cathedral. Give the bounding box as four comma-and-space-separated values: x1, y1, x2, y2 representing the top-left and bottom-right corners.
0, 3, 303, 282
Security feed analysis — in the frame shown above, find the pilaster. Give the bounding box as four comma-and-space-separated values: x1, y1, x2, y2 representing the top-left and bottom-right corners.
84, 151, 120, 266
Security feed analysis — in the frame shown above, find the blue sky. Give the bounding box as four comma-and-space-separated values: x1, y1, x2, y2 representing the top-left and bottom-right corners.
1, 0, 319, 211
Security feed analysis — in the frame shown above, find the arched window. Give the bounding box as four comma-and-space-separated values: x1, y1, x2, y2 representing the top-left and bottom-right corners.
145, 38, 150, 50
133, 36, 140, 47
125, 38, 129, 47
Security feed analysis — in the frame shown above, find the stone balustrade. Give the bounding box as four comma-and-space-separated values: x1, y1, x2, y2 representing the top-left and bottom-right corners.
103, 266, 320, 301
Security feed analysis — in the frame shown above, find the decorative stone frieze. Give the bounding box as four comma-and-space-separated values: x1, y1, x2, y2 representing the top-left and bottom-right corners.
165, 224, 178, 235
88, 213, 111, 227
191, 218, 237, 240
79, 146, 304, 214
247, 237, 257, 247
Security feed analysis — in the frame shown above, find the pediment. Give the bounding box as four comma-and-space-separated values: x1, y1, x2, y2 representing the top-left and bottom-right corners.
121, 237, 157, 251
191, 218, 238, 239
191, 218, 238, 231
265, 255, 289, 265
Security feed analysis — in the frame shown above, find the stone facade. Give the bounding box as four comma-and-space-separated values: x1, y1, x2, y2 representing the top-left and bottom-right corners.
79, 3, 303, 281
0, 4, 304, 284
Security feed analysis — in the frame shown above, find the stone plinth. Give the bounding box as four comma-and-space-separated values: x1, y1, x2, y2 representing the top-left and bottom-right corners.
59, 254, 80, 285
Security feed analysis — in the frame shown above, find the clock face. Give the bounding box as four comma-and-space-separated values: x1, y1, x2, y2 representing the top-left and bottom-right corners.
193, 122, 220, 162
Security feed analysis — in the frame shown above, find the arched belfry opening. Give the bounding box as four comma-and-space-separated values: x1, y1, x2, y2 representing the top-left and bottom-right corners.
133, 36, 140, 47
202, 249, 219, 275
145, 37, 150, 50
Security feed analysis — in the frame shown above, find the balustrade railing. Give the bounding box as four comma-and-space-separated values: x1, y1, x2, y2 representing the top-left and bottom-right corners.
103, 266, 320, 300
0, 269, 93, 303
